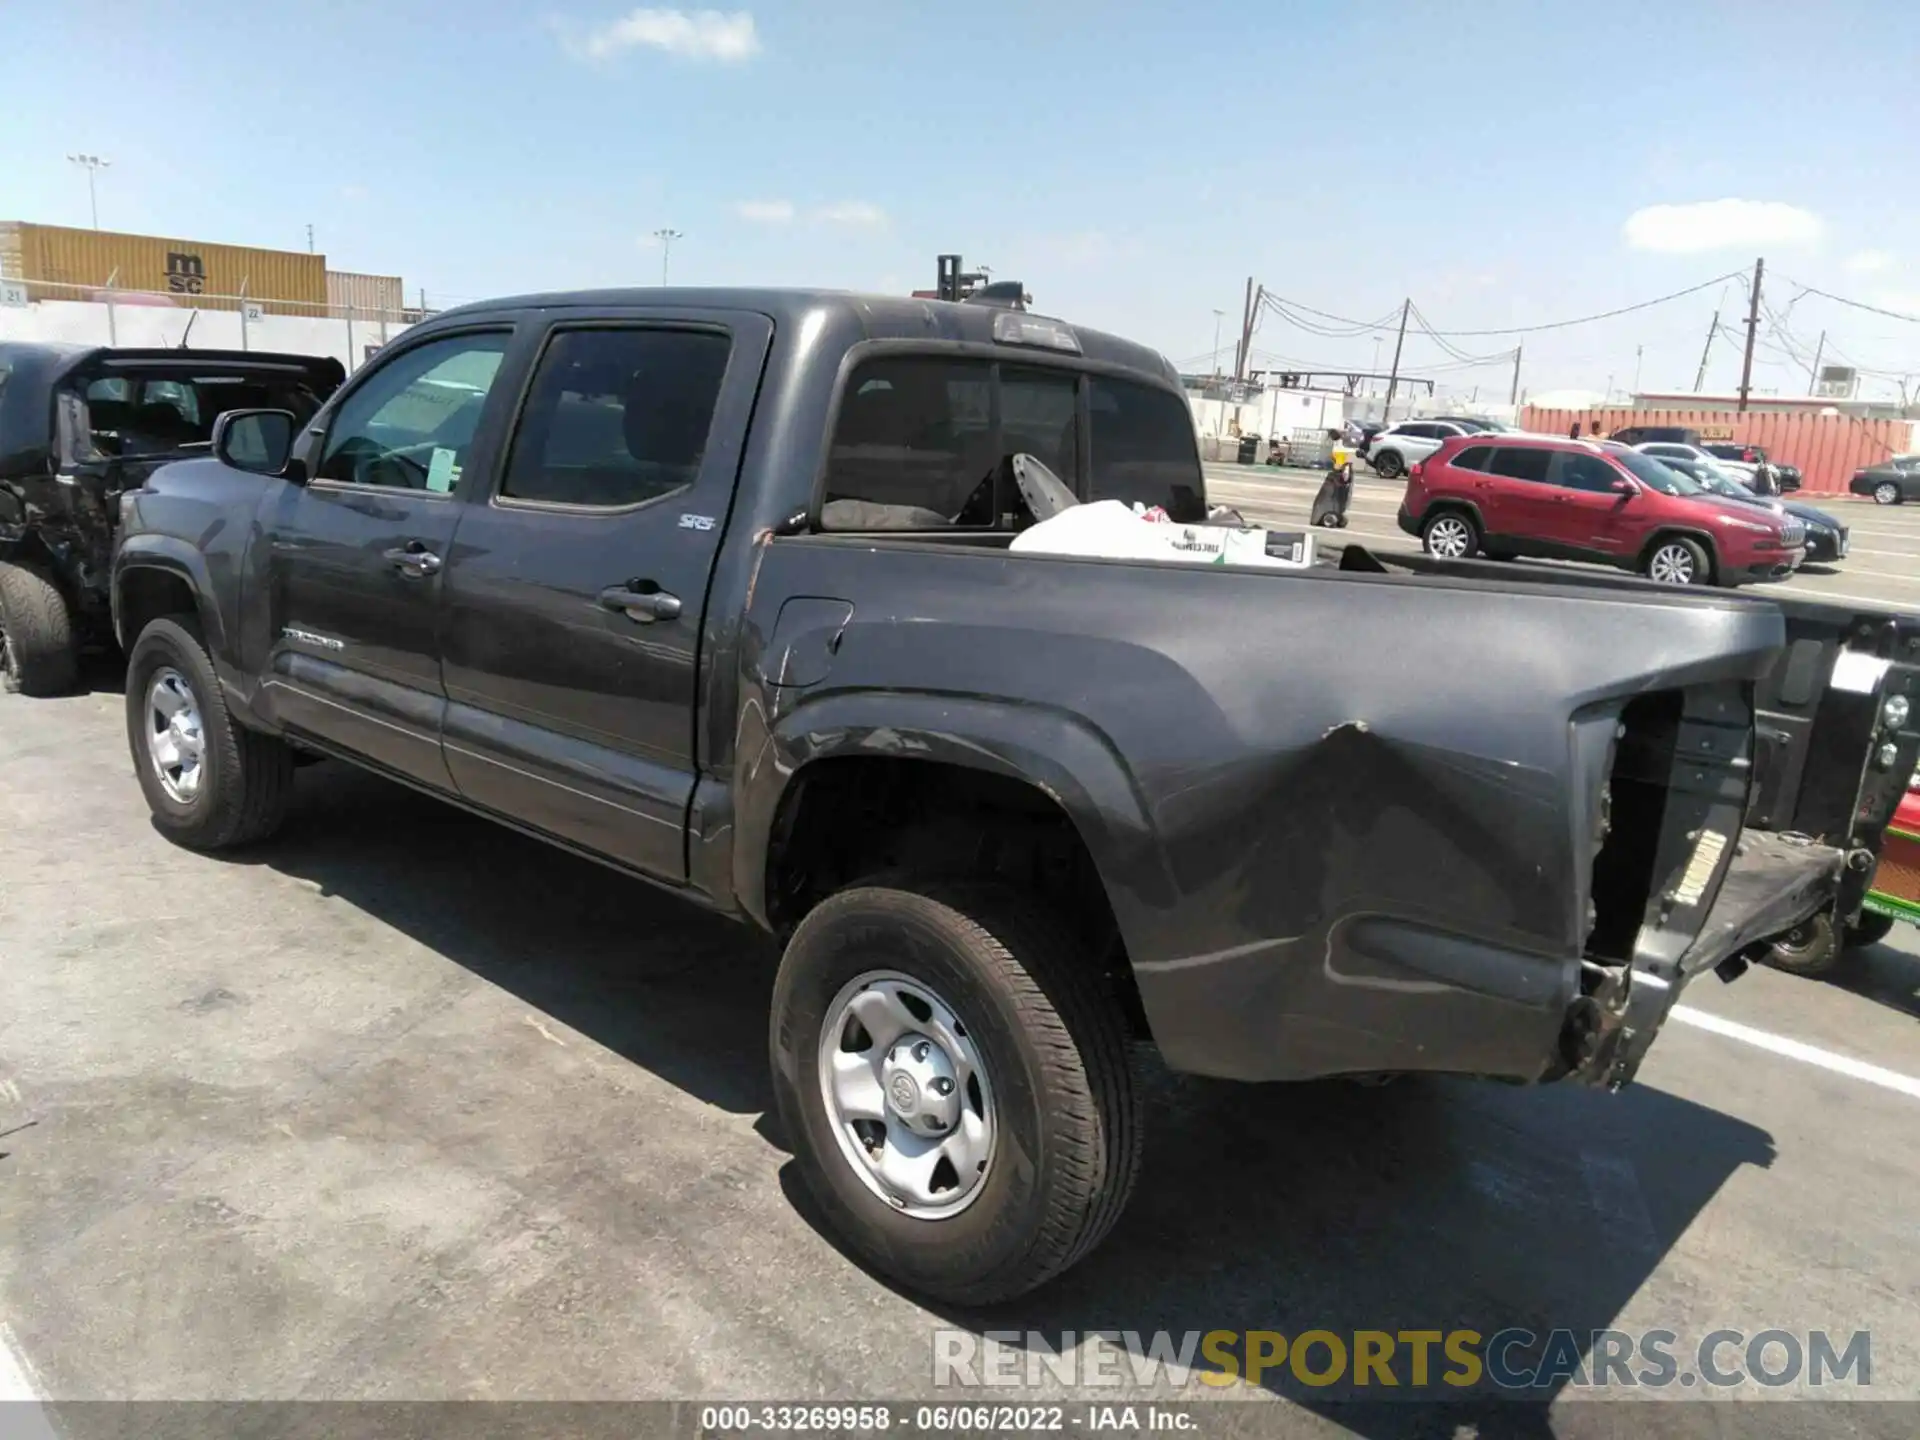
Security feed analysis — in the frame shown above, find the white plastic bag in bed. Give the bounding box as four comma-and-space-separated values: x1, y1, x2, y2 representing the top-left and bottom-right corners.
1009, 499, 1314, 569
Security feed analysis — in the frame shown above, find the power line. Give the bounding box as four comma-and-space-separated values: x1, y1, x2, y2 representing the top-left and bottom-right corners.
1781, 279, 1920, 325
1412, 270, 1748, 337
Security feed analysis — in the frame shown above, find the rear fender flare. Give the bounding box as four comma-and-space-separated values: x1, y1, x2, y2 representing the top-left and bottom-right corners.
733, 688, 1175, 944
1422, 498, 1487, 535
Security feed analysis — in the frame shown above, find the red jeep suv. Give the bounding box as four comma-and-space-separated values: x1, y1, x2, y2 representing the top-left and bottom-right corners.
1396, 435, 1805, 586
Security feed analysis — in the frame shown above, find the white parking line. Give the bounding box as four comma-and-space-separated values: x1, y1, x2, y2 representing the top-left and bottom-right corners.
1670, 1006, 1920, 1101
0, 1322, 39, 1401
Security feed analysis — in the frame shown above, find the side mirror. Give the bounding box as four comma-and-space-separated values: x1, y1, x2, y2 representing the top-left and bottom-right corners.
212, 408, 301, 478
1610, 478, 1637, 495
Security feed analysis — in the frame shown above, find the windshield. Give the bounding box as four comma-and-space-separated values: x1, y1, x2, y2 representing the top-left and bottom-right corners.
1615, 448, 1705, 495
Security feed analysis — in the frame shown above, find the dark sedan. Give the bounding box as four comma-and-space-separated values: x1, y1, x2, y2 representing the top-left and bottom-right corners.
1851, 454, 1920, 506
1619, 449, 1850, 562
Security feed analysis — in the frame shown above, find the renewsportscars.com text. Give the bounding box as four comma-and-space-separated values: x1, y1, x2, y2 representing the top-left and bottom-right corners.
932, 1328, 1872, 1393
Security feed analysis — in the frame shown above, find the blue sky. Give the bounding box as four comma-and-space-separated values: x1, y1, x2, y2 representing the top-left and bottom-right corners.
4, 0, 1917, 402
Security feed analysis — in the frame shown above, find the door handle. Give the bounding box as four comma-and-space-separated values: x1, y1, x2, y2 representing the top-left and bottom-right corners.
383, 544, 442, 577
598, 584, 682, 623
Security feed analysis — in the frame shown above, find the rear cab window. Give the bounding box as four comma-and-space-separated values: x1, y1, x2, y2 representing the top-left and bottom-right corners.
820, 355, 1204, 530
72, 366, 331, 462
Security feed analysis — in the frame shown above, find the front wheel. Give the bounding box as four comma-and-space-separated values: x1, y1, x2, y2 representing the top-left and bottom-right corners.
1874, 481, 1902, 506
1421, 510, 1478, 559
0, 559, 79, 697
1644, 536, 1711, 586
1372, 449, 1405, 479
125, 616, 296, 850
769, 882, 1141, 1305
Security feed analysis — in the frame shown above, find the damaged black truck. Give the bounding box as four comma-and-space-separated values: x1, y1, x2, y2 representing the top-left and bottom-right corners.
107, 290, 1920, 1304
0, 342, 342, 693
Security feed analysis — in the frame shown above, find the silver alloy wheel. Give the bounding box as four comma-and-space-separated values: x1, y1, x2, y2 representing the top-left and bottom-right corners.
145, 666, 207, 804
1875, 481, 1900, 506
1648, 542, 1697, 584
1425, 515, 1472, 558
817, 970, 995, 1220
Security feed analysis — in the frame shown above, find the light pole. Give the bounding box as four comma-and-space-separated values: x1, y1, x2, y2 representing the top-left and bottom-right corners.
1371, 334, 1384, 378
1211, 309, 1225, 377
67, 153, 111, 229
654, 228, 684, 285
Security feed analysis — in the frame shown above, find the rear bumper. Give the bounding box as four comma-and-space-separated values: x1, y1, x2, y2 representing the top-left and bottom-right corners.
1396, 502, 1420, 537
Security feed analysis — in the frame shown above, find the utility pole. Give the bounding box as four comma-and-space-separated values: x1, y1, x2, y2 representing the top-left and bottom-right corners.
67, 153, 111, 229
654, 228, 684, 285
1211, 308, 1226, 377
1233, 277, 1256, 381
306, 223, 315, 254
1693, 307, 1720, 393
1509, 344, 1523, 405
1382, 298, 1411, 418
1736, 256, 1764, 413
1806, 330, 1826, 393
1632, 343, 1643, 396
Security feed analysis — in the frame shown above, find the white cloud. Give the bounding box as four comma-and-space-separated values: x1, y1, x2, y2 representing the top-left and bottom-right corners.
339, 184, 369, 202
565, 8, 759, 63
814, 201, 888, 228
1846, 249, 1896, 275
1622, 199, 1823, 255
733, 199, 794, 224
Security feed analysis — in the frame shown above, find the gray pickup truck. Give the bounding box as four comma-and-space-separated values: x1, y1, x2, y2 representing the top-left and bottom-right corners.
109, 289, 1918, 1303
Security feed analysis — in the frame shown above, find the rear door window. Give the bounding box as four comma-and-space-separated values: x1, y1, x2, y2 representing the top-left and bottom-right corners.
1487, 446, 1553, 483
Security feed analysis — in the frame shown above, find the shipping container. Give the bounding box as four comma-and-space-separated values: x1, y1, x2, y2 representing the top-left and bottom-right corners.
326, 269, 407, 318
0, 220, 327, 314
1517, 404, 1917, 497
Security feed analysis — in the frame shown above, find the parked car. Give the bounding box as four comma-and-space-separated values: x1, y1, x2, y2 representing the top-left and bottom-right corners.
112, 285, 1844, 1304
1365, 419, 1473, 478
1850, 453, 1920, 506
1704, 442, 1802, 493
1624, 447, 1849, 563
1398, 434, 1805, 584
0, 341, 344, 695
1353, 420, 1385, 457
1607, 424, 1701, 447
1632, 440, 1780, 494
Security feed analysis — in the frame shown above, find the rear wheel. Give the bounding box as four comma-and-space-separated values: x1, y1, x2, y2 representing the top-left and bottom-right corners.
1421, 510, 1478, 559
1845, 912, 1897, 949
1372, 449, 1405, 479
769, 881, 1141, 1305
1874, 481, 1902, 506
1644, 536, 1711, 586
1763, 912, 1842, 977
0, 559, 79, 697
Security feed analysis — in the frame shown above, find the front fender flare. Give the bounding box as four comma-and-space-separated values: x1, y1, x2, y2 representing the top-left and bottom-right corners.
732, 688, 1178, 948
113, 535, 226, 661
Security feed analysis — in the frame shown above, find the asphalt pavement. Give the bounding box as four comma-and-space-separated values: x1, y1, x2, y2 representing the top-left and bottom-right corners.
2, 611, 1919, 1434
1204, 462, 1920, 613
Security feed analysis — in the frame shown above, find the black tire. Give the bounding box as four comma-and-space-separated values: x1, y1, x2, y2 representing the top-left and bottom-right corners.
1845, 912, 1897, 949
125, 615, 295, 850
1763, 912, 1842, 977
1421, 508, 1479, 560
0, 559, 79, 697
1372, 449, 1405, 479
1873, 481, 1901, 506
1642, 535, 1712, 586
769, 882, 1141, 1305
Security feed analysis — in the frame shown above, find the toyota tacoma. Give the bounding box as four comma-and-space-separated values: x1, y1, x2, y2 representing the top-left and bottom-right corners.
107, 288, 1914, 1303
